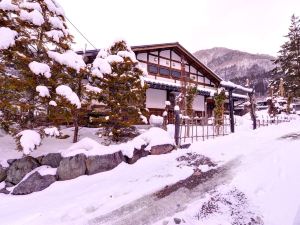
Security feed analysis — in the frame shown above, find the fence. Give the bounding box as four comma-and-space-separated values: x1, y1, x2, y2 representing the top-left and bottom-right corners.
256, 115, 291, 127
177, 116, 231, 146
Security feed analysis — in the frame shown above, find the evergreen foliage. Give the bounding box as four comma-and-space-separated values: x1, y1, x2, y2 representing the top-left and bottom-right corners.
186, 85, 197, 117
92, 40, 148, 142
271, 14, 300, 97
214, 89, 226, 126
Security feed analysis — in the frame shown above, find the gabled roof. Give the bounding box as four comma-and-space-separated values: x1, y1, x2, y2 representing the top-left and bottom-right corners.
77, 42, 223, 84
131, 42, 223, 84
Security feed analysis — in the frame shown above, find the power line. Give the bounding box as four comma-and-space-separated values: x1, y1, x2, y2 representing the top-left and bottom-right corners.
65, 16, 97, 50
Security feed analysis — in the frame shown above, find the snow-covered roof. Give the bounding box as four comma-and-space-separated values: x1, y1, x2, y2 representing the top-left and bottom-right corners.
220, 80, 253, 93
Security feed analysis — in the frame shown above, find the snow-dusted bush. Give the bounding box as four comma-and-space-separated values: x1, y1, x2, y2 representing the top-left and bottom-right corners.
149, 115, 163, 127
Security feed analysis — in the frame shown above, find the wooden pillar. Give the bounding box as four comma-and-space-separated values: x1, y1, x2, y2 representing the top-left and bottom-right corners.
249, 92, 257, 130
228, 89, 235, 133
174, 109, 180, 146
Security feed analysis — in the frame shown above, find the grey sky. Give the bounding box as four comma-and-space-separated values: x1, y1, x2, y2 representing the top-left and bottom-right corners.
59, 0, 300, 56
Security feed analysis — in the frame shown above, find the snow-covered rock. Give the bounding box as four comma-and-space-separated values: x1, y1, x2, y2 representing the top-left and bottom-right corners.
57, 154, 86, 181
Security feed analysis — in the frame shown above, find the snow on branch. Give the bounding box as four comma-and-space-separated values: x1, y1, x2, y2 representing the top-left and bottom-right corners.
48, 50, 86, 72
85, 84, 101, 93
20, 2, 42, 13
106, 55, 124, 64
16, 130, 41, 155
29, 61, 51, 78
20, 9, 45, 26
49, 100, 57, 106
0, 27, 18, 50
92, 58, 112, 76
117, 50, 137, 62
56, 85, 81, 108
44, 0, 65, 16
49, 16, 65, 30
0, 0, 19, 11
36, 85, 50, 97
45, 30, 64, 43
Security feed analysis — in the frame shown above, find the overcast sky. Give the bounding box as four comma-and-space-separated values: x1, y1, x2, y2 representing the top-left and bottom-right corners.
59, 0, 300, 56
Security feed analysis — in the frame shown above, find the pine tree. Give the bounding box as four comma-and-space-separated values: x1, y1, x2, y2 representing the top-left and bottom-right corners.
91, 40, 148, 142
214, 89, 226, 135
271, 14, 300, 97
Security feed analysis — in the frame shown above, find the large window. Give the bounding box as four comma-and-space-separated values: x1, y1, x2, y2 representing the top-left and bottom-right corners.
148, 64, 158, 74
159, 67, 170, 76
171, 70, 181, 78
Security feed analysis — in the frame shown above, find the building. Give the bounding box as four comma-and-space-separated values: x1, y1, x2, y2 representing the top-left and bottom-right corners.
80, 42, 250, 120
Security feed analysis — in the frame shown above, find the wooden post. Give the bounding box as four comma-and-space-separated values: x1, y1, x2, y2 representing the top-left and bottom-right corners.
174, 109, 180, 146
249, 92, 257, 130
228, 89, 235, 133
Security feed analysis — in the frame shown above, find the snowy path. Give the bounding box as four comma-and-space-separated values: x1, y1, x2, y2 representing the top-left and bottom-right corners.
293, 207, 300, 225
88, 159, 239, 225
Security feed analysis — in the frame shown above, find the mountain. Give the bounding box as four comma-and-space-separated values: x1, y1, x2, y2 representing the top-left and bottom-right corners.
194, 47, 276, 97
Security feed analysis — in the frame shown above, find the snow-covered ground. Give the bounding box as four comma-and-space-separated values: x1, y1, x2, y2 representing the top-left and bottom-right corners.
0, 114, 300, 225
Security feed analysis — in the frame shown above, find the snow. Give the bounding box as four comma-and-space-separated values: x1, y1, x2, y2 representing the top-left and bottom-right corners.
0, 0, 18, 11
106, 55, 124, 63
221, 80, 253, 93
149, 114, 163, 126
117, 50, 137, 62
16, 130, 41, 155
62, 137, 118, 157
140, 115, 148, 124
19, 9, 44, 26
56, 85, 81, 109
36, 85, 50, 97
165, 100, 171, 106
20, 2, 42, 12
49, 16, 65, 30
48, 50, 86, 72
0, 118, 300, 224
92, 58, 112, 75
45, 30, 64, 43
49, 100, 57, 106
174, 105, 180, 111
85, 84, 101, 93
44, 0, 65, 16
0, 27, 18, 50
28, 61, 51, 78
96, 48, 108, 59
44, 127, 60, 137
37, 166, 57, 176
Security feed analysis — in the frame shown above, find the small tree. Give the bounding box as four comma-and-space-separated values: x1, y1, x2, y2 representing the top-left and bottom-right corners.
186, 85, 197, 117
214, 89, 226, 135
92, 40, 148, 142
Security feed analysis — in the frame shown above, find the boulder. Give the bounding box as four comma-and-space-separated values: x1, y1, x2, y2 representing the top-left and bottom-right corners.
150, 144, 174, 155
12, 172, 56, 195
0, 166, 7, 182
6, 157, 40, 185
125, 147, 149, 164
7, 159, 16, 166
86, 151, 124, 175
40, 153, 63, 168
57, 154, 86, 181
0, 188, 10, 194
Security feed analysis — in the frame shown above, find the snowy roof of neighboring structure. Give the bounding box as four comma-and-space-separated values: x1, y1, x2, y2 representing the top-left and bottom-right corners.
220, 80, 253, 93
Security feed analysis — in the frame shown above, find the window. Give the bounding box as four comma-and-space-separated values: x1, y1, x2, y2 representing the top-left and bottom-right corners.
159, 67, 170, 76
190, 74, 197, 81
171, 70, 181, 78
148, 64, 158, 74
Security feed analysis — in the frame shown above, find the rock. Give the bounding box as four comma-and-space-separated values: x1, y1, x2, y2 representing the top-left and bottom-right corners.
86, 151, 124, 175
0, 166, 7, 182
0, 188, 10, 194
12, 172, 56, 195
40, 153, 63, 168
150, 144, 174, 155
57, 154, 86, 181
125, 147, 149, 164
7, 159, 16, 165
6, 157, 40, 185
173, 218, 181, 224
5, 181, 14, 188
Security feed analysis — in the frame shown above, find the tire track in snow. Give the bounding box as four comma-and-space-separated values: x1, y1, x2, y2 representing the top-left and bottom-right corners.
88, 158, 240, 225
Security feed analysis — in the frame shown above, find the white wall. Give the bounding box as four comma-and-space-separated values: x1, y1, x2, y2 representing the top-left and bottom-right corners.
146, 89, 167, 109
193, 95, 205, 111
